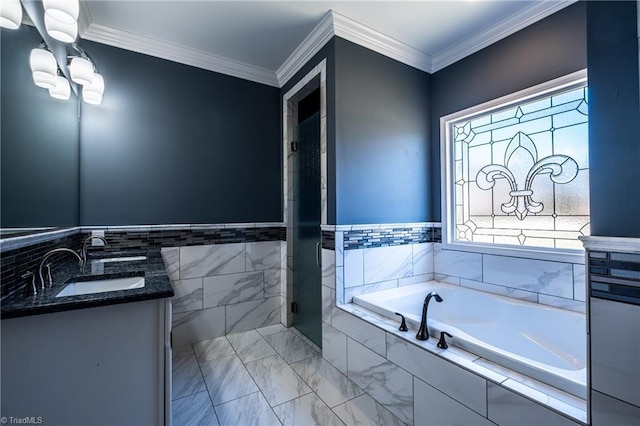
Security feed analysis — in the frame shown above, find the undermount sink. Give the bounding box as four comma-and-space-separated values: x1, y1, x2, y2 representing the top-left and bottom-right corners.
92, 256, 147, 263
56, 276, 145, 298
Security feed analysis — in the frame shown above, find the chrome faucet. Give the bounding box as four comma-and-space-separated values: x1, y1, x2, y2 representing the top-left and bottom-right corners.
81, 235, 108, 263
416, 291, 443, 341
38, 248, 84, 290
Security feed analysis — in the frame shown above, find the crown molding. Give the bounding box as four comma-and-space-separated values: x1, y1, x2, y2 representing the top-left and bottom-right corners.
277, 12, 334, 87
80, 23, 279, 87
331, 11, 433, 74
77, 1, 93, 38
431, 0, 578, 72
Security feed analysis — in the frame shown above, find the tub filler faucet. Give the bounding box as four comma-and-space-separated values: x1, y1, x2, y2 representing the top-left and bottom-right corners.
416, 291, 443, 341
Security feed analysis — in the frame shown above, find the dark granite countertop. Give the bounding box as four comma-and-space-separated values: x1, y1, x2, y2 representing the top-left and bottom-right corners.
1, 248, 174, 320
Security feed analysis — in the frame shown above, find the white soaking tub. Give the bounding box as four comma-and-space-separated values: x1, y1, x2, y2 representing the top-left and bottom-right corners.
353, 281, 587, 398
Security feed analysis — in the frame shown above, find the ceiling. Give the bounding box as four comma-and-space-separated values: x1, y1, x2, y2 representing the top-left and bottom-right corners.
77, 1, 576, 87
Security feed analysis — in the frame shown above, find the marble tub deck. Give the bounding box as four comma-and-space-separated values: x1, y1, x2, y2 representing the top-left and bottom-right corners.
172, 325, 406, 426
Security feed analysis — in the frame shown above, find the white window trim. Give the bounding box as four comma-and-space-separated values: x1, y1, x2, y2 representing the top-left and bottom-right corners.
440, 69, 588, 265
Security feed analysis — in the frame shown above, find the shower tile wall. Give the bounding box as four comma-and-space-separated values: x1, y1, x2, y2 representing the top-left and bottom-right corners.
163, 240, 285, 346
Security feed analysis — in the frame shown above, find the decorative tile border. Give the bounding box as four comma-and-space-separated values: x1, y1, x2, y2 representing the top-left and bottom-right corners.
321, 231, 335, 250
343, 225, 441, 250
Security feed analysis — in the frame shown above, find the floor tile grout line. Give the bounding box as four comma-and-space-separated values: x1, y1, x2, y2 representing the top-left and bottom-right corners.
193, 341, 223, 425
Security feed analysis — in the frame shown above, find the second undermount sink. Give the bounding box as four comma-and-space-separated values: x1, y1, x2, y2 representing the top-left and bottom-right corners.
56, 276, 145, 298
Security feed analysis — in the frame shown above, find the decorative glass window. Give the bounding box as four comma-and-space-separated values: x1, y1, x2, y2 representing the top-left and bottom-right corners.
441, 71, 589, 258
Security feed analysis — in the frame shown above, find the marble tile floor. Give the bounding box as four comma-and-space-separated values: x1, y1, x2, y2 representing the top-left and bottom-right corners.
172, 324, 407, 426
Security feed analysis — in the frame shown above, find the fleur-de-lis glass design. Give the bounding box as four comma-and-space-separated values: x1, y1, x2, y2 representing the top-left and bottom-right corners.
476, 132, 579, 220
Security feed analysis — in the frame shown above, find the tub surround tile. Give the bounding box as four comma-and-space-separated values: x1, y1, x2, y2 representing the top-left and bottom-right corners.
460, 278, 538, 303
347, 339, 413, 424
332, 392, 406, 426
335, 232, 344, 267
172, 278, 203, 313
256, 323, 287, 336
537, 294, 586, 313
483, 255, 574, 299
412, 242, 434, 276
200, 354, 259, 406
336, 266, 345, 304
204, 271, 264, 307
245, 355, 312, 407
263, 330, 318, 363
214, 392, 280, 426
322, 323, 348, 375
434, 244, 482, 281
363, 245, 413, 284
398, 273, 434, 287
172, 391, 219, 426
434, 273, 461, 285
386, 333, 487, 416
290, 355, 364, 408
193, 336, 235, 363
273, 393, 343, 426
225, 296, 280, 334
331, 307, 386, 357
487, 382, 580, 426
180, 243, 246, 279
344, 280, 398, 304
344, 250, 364, 288
264, 269, 281, 298
321, 249, 336, 289
322, 285, 335, 324
161, 247, 180, 281
172, 354, 206, 400
414, 377, 494, 426
573, 264, 586, 301
246, 241, 281, 271
227, 330, 277, 363
172, 306, 226, 346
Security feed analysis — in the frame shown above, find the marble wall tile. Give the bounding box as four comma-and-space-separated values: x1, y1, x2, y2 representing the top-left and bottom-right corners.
225, 296, 281, 334
322, 285, 334, 325
398, 273, 434, 287
346, 339, 413, 424
487, 382, 579, 426
413, 242, 434, 276
363, 245, 413, 284
459, 278, 538, 303
332, 394, 405, 426
335, 232, 344, 266
386, 333, 487, 416
172, 278, 203, 313
537, 294, 586, 313
336, 266, 344, 304
263, 330, 318, 363
213, 392, 280, 426
321, 249, 336, 289
343, 280, 397, 303
290, 355, 364, 408
203, 271, 264, 308
192, 336, 235, 363
263, 269, 281, 298
344, 250, 364, 288
172, 307, 226, 346
280, 296, 288, 325
246, 241, 281, 271
245, 354, 312, 406
414, 377, 494, 426
322, 323, 348, 375
434, 273, 461, 285
331, 308, 386, 357
433, 244, 482, 281
226, 330, 277, 363
273, 393, 343, 426
573, 264, 586, 301
172, 391, 218, 426
161, 247, 180, 282
172, 354, 206, 400
200, 354, 259, 406
180, 243, 245, 279
483, 255, 574, 298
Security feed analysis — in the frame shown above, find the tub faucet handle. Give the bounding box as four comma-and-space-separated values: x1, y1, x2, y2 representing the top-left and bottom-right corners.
437, 331, 452, 349
394, 313, 408, 332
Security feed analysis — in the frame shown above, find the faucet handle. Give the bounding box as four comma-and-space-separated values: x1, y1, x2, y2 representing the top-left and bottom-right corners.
394, 312, 409, 332
437, 331, 453, 349
22, 271, 37, 297
43, 263, 53, 288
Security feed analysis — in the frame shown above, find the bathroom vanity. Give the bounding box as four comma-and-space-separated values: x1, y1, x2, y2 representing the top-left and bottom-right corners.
0, 249, 174, 425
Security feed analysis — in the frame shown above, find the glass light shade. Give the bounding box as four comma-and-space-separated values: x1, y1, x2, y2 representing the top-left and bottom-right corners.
82, 89, 102, 105
42, 0, 78, 25
84, 73, 104, 96
69, 57, 94, 85
49, 76, 71, 100
0, 0, 22, 29
30, 48, 57, 89
44, 13, 77, 43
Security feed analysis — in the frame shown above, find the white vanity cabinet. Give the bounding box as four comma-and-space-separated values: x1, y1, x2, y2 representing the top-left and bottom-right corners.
1, 299, 172, 425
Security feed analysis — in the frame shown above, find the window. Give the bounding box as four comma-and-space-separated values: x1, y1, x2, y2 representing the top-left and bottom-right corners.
441, 70, 589, 261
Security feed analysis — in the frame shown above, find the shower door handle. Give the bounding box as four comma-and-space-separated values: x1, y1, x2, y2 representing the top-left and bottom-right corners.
316, 242, 322, 267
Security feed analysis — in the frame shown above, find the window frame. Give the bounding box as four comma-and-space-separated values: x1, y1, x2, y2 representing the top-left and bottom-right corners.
440, 69, 588, 264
